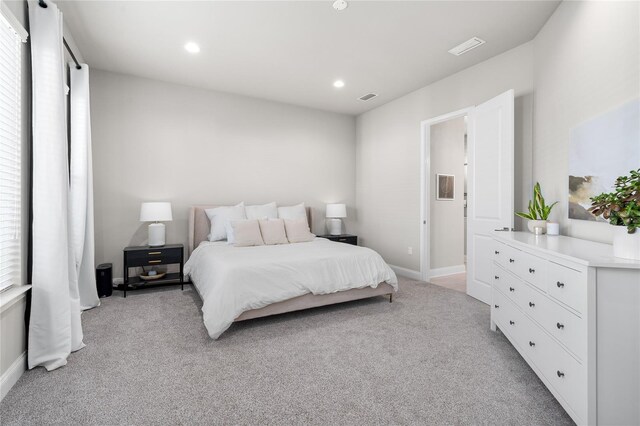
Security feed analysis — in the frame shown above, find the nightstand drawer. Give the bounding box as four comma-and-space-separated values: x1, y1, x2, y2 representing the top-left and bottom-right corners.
319, 235, 358, 245
126, 248, 182, 267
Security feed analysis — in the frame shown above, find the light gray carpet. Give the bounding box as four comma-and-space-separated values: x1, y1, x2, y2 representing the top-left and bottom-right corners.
1, 277, 573, 425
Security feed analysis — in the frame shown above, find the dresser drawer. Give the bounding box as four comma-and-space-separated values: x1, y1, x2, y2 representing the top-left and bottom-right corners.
516, 250, 548, 292
493, 265, 528, 308
520, 281, 549, 327
541, 298, 586, 360
493, 241, 507, 267
491, 287, 507, 326
538, 332, 588, 423
547, 261, 587, 314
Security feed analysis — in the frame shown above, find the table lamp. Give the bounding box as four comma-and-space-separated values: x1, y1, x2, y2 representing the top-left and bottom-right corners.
140, 202, 173, 247
326, 203, 347, 235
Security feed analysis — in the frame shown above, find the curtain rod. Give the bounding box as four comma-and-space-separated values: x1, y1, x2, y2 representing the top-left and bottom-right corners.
38, 0, 82, 70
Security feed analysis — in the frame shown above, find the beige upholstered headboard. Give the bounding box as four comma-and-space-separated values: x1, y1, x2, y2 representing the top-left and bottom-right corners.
188, 205, 312, 256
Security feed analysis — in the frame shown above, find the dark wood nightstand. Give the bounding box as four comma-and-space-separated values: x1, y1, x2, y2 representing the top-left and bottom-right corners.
122, 244, 184, 297
318, 234, 358, 246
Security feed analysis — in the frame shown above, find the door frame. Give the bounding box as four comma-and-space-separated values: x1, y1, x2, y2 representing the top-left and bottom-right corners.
420, 107, 474, 282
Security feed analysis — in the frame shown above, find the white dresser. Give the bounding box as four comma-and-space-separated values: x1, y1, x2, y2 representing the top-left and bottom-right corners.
491, 232, 640, 425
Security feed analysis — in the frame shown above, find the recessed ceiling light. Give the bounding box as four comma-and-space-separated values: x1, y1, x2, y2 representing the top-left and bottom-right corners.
184, 42, 200, 54
333, 80, 345, 88
333, 0, 348, 11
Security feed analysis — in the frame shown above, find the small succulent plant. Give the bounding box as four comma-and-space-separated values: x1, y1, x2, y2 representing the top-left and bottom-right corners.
589, 169, 640, 234
516, 182, 558, 221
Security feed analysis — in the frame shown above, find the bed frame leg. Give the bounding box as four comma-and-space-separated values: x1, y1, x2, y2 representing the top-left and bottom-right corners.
389, 293, 393, 303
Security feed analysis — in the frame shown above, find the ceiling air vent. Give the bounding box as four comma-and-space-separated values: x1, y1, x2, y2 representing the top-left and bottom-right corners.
448, 37, 486, 56
359, 93, 378, 101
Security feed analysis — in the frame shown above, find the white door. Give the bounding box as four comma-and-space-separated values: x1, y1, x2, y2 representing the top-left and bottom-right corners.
467, 90, 514, 304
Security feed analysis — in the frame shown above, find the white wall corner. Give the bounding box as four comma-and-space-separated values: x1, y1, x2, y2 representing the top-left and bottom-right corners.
388, 265, 422, 281
0, 352, 26, 402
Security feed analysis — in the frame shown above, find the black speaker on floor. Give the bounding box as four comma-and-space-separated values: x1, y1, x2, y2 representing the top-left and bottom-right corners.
96, 263, 113, 298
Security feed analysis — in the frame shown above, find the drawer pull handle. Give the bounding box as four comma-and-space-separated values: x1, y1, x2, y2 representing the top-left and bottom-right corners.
494, 275, 499, 280
529, 268, 535, 273
148, 260, 162, 264
529, 341, 535, 347
509, 287, 515, 292
557, 281, 565, 288
509, 320, 515, 325
556, 322, 565, 330
148, 251, 162, 255
509, 259, 515, 263
557, 371, 565, 378
494, 304, 499, 309
494, 250, 500, 255
529, 302, 535, 307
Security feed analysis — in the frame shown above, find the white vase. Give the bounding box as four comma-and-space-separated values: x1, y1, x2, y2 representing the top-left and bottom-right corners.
527, 220, 548, 234
612, 226, 640, 260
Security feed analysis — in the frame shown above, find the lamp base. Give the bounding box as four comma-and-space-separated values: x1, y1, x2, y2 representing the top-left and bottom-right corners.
148, 223, 166, 247
327, 218, 343, 236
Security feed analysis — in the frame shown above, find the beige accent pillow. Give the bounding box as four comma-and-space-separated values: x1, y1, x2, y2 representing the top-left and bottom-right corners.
231, 220, 264, 247
284, 218, 315, 243
258, 219, 289, 245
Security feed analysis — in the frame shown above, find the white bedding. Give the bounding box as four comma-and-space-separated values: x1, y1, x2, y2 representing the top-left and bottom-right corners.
184, 238, 398, 339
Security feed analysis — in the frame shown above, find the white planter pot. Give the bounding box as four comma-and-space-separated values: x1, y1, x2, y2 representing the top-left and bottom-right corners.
527, 220, 548, 234
612, 226, 640, 260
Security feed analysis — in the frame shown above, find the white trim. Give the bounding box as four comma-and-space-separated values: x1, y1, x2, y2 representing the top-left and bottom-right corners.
0, 351, 26, 401
0, 285, 31, 314
0, 2, 28, 42
388, 264, 422, 281
429, 264, 466, 279
420, 107, 474, 282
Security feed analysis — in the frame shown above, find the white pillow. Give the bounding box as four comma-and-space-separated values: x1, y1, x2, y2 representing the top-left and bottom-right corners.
259, 219, 289, 245
278, 203, 307, 223
284, 218, 315, 243
205, 203, 246, 241
246, 202, 278, 220
231, 219, 265, 247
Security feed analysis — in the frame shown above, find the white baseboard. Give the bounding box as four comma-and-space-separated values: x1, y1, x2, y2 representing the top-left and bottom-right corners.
388, 265, 422, 281
112, 277, 123, 286
429, 264, 466, 278
0, 352, 26, 401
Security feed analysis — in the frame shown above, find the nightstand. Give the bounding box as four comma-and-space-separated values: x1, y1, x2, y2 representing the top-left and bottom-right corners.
122, 244, 184, 297
318, 234, 358, 246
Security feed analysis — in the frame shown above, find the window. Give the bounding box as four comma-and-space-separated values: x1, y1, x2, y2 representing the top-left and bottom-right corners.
0, 7, 26, 292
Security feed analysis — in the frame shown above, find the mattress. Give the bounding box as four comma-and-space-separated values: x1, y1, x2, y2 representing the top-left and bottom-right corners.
184, 237, 398, 339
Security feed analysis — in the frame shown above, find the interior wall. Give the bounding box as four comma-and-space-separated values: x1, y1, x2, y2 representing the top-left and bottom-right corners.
355, 42, 534, 271
90, 70, 357, 278
532, 0, 640, 243
429, 117, 466, 271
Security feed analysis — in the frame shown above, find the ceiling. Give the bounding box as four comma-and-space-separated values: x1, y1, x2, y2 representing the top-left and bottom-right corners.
57, 1, 560, 115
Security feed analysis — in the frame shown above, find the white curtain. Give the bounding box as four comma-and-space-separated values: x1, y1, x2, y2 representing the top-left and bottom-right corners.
70, 64, 100, 311
28, 0, 84, 371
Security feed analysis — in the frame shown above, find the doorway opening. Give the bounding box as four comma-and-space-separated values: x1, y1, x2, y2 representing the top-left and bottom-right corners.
421, 111, 469, 293
420, 90, 515, 305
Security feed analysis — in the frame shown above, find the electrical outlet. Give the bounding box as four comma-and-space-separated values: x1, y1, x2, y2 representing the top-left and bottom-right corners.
408, 247, 413, 255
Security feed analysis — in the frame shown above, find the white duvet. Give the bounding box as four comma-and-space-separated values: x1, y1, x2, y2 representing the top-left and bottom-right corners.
184, 238, 398, 339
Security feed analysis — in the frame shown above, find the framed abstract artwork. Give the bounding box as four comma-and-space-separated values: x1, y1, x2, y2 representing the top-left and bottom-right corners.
568, 99, 640, 221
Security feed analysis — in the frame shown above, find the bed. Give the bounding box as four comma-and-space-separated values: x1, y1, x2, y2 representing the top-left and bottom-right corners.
185, 205, 398, 339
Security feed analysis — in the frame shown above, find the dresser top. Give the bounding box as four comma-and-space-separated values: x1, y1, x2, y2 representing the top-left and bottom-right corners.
493, 232, 640, 270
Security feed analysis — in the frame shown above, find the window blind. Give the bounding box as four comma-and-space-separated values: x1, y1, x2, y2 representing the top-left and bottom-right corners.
0, 13, 22, 292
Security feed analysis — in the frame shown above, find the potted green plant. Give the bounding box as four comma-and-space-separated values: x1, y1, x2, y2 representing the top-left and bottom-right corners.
516, 182, 558, 233
589, 168, 640, 260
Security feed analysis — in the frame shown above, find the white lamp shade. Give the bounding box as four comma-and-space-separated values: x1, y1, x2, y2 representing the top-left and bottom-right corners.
326, 203, 347, 218
140, 202, 173, 222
